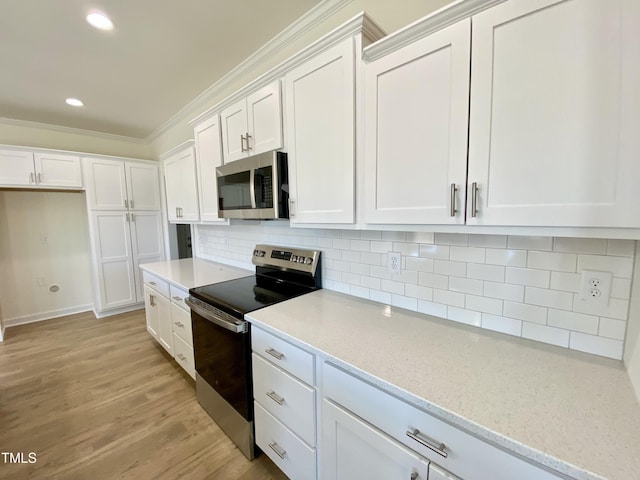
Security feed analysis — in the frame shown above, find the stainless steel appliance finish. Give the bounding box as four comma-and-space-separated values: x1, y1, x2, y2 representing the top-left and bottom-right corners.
188, 245, 322, 460
216, 150, 288, 220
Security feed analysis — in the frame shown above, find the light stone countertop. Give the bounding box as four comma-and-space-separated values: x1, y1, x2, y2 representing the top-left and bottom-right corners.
246, 289, 640, 480
139, 258, 253, 291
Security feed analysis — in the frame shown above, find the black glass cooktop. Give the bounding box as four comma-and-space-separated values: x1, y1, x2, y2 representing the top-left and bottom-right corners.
189, 275, 317, 318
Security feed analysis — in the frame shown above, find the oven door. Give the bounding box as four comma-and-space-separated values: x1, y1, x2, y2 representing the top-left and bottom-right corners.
187, 298, 253, 421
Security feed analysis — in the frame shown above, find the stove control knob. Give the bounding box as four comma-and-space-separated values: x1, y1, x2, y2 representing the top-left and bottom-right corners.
305, 257, 313, 265
291, 255, 298, 262
298, 256, 305, 263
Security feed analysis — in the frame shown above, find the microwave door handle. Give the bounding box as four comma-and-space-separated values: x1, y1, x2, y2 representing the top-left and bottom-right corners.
249, 169, 257, 208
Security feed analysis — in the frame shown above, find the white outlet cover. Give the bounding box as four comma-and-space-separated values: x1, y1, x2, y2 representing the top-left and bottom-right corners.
388, 252, 402, 274
579, 269, 612, 305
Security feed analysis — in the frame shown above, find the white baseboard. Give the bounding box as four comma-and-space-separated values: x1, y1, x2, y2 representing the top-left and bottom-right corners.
93, 303, 144, 319
3, 304, 94, 328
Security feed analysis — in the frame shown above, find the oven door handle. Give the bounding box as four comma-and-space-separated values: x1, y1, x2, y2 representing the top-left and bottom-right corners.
185, 297, 247, 334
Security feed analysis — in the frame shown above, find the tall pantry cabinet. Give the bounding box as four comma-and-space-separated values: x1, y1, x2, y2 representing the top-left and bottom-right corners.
83, 157, 164, 316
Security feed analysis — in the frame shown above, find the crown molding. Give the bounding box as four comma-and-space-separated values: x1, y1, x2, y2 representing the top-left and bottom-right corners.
0, 116, 147, 143
147, 0, 357, 141
159, 139, 195, 160
363, 0, 507, 62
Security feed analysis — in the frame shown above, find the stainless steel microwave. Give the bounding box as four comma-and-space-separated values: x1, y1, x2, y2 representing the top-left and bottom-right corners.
216, 150, 289, 220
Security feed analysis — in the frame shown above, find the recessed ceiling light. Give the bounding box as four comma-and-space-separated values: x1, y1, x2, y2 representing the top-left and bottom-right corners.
86, 11, 113, 31
66, 98, 84, 107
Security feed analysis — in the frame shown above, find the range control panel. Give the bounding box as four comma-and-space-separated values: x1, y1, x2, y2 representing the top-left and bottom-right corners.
252, 245, 319, 274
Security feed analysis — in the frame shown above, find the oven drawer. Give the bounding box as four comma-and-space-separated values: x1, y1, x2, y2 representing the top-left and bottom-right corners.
169, 284, 189, 311
254, 402, 316, 480
252, 353, 315, 447
170, 302, 193, 345
173, 333, 195, 379
143, 271, 170, 298
323, 363, 563, 480
252, 326, 314, 385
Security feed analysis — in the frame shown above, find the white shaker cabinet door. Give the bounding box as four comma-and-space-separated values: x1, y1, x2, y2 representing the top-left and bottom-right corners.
144, 285, 160, 339
84, 158, 128, 210
221, 98, 249, 163
194, 115, 226, 222
125, 162, 160, 210
468, 0, 640, 227
0, 150, 34, 186
321, 399, 430, 480
285, 37, 356, 224
164, 147, 200, 223
363, 19, 470, 225
246, 80, 283, 155
33, 153, 82, 188
130, 211, 164, 303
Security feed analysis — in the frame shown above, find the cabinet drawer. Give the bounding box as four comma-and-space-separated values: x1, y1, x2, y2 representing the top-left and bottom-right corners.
173, 333, 195, 379
169, 284, 189, 310
170, 303, 193, 345
252, 326, 314, 385
252, 353, 315, 447
143, 271, 170, 298
255, 402, 316, 480
323, 363, 562, 480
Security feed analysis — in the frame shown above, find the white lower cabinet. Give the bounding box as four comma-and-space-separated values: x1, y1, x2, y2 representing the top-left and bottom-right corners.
143, 278, 172, 355
322, 398, 430, 480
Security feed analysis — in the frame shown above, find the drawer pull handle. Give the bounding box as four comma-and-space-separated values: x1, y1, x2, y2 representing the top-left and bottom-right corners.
266, 391, 285, 405
174, 321, 184, 328
410, 473, 419, 480
268, 442, 286, 459
149, 281, 156, 286
177, 353, 187, 361
265, 348, 284, 360
406, 429, 448, 458
173, 296, 182, 301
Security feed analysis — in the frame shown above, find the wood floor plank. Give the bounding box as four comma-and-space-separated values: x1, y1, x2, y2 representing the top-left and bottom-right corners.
0, 310, 289, 480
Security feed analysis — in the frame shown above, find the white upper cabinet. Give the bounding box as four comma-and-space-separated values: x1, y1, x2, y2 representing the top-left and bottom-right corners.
163, 144, 200, 223
0, 149, 82, 189
125, 163, 161, 210
220, 80, 283, 163
285, 38, 356, 224
194, 115, 226, 222
363, 19, 471, 225
468, 0, 640, 227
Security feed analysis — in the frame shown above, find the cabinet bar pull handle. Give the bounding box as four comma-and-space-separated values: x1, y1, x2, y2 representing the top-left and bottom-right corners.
131, 213, 135, 222
125, 199, 129, 209
29, 172, 34, 183
150, 294, 156, 307
406, 429, 448, 458
410, 473, 419, 480
177, 353, 186, 361
173, 296, 182, 301
130, 200, 134, 208
245, 132, 252, 150
149, 281, 156, 286
471, 182, 479, 218
265, 348, 284, 360
450, 183, 457, 217
266, 390, 285, 405
240, 134, 247, 152
268, 442, 286, 459
37, 173, 42, 183
288, 199, 295, 218
174, 321, 184, 328
179, 207, 183, 218
126, 213, 130, 222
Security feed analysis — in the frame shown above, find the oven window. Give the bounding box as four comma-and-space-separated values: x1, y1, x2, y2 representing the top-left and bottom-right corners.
192, 311, 253, 420
218, 171, 252, 210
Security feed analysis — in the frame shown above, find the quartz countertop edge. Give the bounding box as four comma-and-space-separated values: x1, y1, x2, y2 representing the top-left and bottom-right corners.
245, 290, 640, 480
139, 258, 253, 291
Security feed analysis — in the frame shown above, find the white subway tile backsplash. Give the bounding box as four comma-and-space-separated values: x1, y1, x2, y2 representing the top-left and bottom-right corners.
522, 322, 570, 348
569, 332, 623, 359
506, 267, 550, 288
553, 237, 607, 255
434, 260, 467, 277
481, 314, 522, 336
527, 251, 577, 272
197, 225, 634, 360
483, 282, 524, 302
447, 306, 481, 326
418, 300, 447, 318
504, 301, 547, 325
450, 246, 486, 263
468, 234, 507, 248
508, 236, 553, 251
577, 255, 634, 278
467, 263, 505, 282
598, 318, 627, 340
449, 277, 483, 295
547, 309, 599, 335
525, 287, 573, 310
485, 248, 527, 267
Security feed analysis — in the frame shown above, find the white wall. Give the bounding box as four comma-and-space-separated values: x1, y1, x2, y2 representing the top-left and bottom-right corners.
0, 190, 93, 325
195, 223, 635, 361
624, 242, 640, 400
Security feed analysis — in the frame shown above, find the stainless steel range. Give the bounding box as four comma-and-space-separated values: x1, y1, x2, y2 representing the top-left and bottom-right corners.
185, 245, 322, 459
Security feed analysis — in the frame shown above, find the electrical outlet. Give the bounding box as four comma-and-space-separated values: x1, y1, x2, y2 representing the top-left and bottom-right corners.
580, 270, 612, 305
388, 252, 402, 274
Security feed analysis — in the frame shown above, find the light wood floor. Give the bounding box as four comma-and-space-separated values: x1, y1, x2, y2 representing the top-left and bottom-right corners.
0, 310, 288, 480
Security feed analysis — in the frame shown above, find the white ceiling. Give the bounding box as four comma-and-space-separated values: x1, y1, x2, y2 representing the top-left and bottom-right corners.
0, 0, 324, 139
